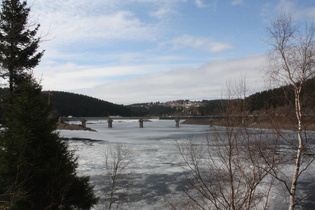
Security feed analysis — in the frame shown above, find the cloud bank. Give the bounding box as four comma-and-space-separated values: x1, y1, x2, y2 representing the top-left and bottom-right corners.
69, 55, 266, 104
26, 0, 314, 105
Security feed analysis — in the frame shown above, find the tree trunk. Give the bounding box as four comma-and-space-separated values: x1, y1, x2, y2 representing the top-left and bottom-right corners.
289, 132, 303, 210
9, 68, 13, 104
289, 90, 303, 210
9, 40, 14, 105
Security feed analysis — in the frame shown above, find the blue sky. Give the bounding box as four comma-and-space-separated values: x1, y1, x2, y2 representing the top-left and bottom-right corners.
26, 0, 315, 104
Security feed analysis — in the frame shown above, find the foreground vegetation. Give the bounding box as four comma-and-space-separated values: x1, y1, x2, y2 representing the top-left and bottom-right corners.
0, 1, 98, 209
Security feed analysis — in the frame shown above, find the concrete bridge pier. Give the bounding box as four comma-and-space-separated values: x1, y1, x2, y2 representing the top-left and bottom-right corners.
139, 119, 144, 128
81, 119, 87, 128
108, 119, 113, 128
175, 119, 180, 128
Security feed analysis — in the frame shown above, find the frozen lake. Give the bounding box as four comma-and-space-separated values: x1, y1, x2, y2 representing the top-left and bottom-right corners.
57, 119, 315, 210
58, 119, 213, 209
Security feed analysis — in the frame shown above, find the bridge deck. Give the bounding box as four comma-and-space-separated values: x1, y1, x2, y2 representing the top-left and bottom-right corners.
60, 116, 225, 121
60, 116, 154, 121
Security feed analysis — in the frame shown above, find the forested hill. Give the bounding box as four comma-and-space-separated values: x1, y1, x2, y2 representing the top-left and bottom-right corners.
246, 77, 315, 112
1, 77, 314, 118
45, 91, 134, 117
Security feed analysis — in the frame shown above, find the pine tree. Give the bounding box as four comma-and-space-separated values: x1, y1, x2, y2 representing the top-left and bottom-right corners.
0, 79, 98, 209
0, 0, 44, 104
0, 0, 98, 208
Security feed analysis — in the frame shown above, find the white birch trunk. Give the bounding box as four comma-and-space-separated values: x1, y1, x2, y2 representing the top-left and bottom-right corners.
288, 89, 303, 210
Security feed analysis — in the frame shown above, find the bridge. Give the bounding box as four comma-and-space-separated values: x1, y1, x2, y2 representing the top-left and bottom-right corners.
159, 116, 223, 120
59, 116, 221, 128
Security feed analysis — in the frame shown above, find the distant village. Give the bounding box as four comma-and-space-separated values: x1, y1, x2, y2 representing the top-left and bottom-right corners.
128, 100, 212, 117
130, 100, 206, 109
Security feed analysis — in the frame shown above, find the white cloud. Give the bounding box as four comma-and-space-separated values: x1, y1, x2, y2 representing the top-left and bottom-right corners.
38, 10, 158, 47
231, 0, 244, 6
195, 0, 207, 8
71, 55, 266, 104
35, 62, 175, 91
166, 35, 233, 53
30, 0, 124, 15
150, 7, 179, 19
23, 0, 282, 105
28, 0, 164, 50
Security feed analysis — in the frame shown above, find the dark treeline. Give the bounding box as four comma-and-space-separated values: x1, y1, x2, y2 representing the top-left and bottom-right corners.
201, 77, 315, 115
246, 77, 315, 113
0, 89, 134, 118
47, 91, 134, 117
43, 77, 315, 117
1, 77, 313, 118
197, 99, 227, 116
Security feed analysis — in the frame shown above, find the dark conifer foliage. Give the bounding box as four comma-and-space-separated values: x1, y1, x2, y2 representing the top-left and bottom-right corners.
0, 1, 98, 208
0, 80, 98, 209
246, 77, 315, 113
198, 99, 225, 115
0, 0, 44, 103
48, 91, 134, 117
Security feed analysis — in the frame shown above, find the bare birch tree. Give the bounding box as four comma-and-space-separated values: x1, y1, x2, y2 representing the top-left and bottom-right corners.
222, 75, 249, 127
173, 77, 282, 209
102, 144, 132, 210
266, 13, 315, 210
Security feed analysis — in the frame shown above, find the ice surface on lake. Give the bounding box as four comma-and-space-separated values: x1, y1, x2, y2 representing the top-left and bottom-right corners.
58, 119, 315, 210
58, 119, 213, 209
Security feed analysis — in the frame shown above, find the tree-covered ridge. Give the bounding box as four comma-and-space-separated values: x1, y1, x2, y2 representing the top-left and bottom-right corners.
45, 76, 315, 118
198, 77, 315, 116
48, 91, 134, 117
1, 76, 312, 118
246, 77, 315, 113
1, 75, 312, 119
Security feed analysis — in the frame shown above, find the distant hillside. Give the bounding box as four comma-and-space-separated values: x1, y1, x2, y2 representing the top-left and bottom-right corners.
45, 91, 134, 117
0, 77, 314, 118
197, 99, 227, 115
246, 77, 315, 113
128, 104, 180, 116
0, 89, 135, 117
199, 77, 315, 115
127, 77, 315, 116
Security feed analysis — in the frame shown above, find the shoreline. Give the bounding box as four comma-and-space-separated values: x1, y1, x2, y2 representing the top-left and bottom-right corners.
182, 119, 315, 130
56, 122, 95, 131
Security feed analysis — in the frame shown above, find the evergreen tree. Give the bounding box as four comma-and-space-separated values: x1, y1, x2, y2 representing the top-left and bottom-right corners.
0, 79, 98, 209
0, 1, 98, 208
0, 0, 44, 104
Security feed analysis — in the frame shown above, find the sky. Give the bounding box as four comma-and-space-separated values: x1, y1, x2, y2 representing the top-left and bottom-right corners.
24, 0, 315, 104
